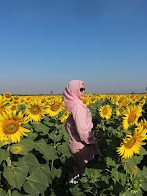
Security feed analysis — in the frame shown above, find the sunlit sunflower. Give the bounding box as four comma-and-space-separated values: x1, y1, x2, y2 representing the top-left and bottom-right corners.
122, 105, 142, 130
99, 105, 112, 120
82, 96, 90, 106
59, 111, 70, 123
3, 92, 12, 100
116, 106, 126, 116
138, 98, 145, 106
25, 98, 48, 122
5, 104, 18, 114
0, 95, 8, 115
46, 100, 64, 117
111, 95, 119, 105
0, 111, 30, 143
90, 96, 98, 104
141, 119, 147, 129
117, 126, 146, 159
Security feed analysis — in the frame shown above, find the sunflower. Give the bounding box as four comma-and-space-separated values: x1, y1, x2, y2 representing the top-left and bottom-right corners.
117, 126, 146, 159
59, 111, 70, 123
99, 105, 112, 120
116, 106, 126, 116
0, 111, 30, 143
46, 99, 64, 117
0, 95, 8, 115
25, 98, 47, 122
122, 105, 142, 130
3, 92, 12, 101
5, 104, 18, 114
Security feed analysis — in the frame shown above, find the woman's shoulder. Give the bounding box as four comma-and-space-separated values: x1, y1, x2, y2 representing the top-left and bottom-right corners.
71, 104, 88, 112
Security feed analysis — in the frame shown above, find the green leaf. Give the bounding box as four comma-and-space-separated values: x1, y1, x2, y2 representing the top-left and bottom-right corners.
85, 168, 101, 182
3, 161, 28, 190
140, 166, 147, 191
19, 154, 40, 174
23, 172, 48, 195
50, 167, 62, 179
0, 149, 10, 163
27, 132, 38, 141
21, 123, 32, 130
106, 157, 116, 167
50, 131, 63, 142
69, 187, 86, 196
32, 122, 49, 134
12, 190, 24, 196
111, 168, 126, 185
10, 139, 35, 155
139, 146, 147, 156
34, 139, 58, 160
0, 188, 7, 196
36, 164, 52, 184
57, 142, 71, 157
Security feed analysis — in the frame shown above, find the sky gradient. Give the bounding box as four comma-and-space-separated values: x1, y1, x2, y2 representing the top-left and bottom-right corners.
0, 0, 147, 94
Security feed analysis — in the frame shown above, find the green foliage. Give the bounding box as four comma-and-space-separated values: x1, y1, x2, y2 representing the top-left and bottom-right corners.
0, 97, 147, 195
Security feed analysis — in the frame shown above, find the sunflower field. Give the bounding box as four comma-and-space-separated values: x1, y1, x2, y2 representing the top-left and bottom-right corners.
0, 93, 147, 196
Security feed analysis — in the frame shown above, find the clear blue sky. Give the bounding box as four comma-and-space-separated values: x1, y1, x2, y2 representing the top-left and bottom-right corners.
0, 0, 147, 94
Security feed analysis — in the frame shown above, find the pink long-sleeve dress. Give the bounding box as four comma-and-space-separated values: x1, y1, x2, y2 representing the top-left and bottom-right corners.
65, 104, 99, 174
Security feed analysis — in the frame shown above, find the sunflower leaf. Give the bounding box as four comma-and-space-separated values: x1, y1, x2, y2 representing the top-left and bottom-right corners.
3, 161, 28, 190
19, 154, 40, 174
10, 139, 35, 155
36, 163, 52, 184
139, 146, 147, 156
57, 142, 71, 157
50, 167, 62, 179
31, 122, 49, 134
0, 149, 10, 163
0, 188, 7, 196
23, 172, 48, 195
12, 189, 24, 196
106, 156, 116, 167
34, 139, 58, 160
49, 131, 63, 142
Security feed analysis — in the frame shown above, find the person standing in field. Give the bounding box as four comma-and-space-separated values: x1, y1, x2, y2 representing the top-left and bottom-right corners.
63, 80, 100, 177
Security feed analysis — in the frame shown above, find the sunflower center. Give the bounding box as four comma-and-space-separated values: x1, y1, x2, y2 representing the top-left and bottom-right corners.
128, 113, 136, 123
125, 137, 136, 148
3, 120, 19, 134
30, 105, 40, 115
11, 105, 17, 111
5, 94, 11, 98
102, 108, 107, 115
50, 103, 60, 111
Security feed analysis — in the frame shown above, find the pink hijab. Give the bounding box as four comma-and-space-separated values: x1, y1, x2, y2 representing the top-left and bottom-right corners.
63, 80, 86, 112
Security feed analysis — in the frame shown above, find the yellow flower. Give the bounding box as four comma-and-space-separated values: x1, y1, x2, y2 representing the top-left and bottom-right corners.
0, 112, 30, 143
117, 126, 146, 159
116, 106, 126, 116
0, 95, 8, 115
59, 111, 70, 123
25, 98, 47, 122
3, 92, 12, 100
46, 100, 64, 117
99, 105, 112, 120
122, 105, 142, 130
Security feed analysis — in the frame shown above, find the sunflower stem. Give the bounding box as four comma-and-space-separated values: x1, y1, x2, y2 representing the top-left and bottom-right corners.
6, 145, 11, 167
6, 145, 12, 196
8, 189, 11, 196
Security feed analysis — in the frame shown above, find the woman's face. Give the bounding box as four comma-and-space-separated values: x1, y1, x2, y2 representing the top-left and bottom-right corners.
78, 82, 85, 100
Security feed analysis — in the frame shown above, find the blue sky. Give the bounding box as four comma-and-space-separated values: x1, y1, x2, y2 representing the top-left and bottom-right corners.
0, 0, 147, 94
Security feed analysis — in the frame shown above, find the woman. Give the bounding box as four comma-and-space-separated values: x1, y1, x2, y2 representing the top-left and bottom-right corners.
63, 80, 100, 175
